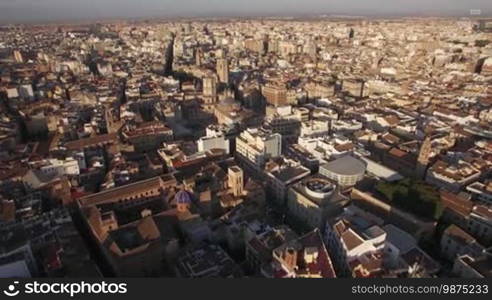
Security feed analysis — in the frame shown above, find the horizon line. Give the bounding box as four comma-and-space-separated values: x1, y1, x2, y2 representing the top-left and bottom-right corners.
1, 11, 492, 26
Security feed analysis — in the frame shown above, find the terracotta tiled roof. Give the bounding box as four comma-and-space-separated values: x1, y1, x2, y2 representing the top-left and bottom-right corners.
65, 133, 118, 151
79, 176, 175, 207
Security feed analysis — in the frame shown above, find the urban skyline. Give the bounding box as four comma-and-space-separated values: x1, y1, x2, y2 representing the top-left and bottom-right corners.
1, 0, 492, 23
0, 2, 491, 281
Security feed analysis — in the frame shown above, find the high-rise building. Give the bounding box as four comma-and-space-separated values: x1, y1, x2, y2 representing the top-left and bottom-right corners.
244, 38, 265, 54
236, 128, 282, 169
216, 58, 229, 85
163, 34, 175, 76
477, 19, 492, 32
262, 83, 288, 107
13, 50, 23, 63
228, 166, 244, 197
304, 40, 317, 59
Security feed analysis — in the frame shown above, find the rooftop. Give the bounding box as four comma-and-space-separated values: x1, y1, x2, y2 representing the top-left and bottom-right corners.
321, 155, 366, 176
273, 229, 336, 278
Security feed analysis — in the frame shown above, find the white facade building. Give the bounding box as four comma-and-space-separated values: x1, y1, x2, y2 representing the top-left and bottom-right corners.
39, 157, 80, 177
236, 128, 282, 167
198, 127, 230, 154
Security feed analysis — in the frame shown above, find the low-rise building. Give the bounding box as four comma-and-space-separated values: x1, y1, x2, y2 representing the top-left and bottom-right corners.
175, 244, 243, 278
122, 121, 173, 152
235, 128, 282, 170
287, 175, 349, 229
245, 225, 298, 275
320, 155, 366, 187
426, 160, 481, 193
466, 180, 492, 206
265, 159, 310, 205
453, 254, 492, 278
270, 229, 337, 278
78, 175, 181, 276
198, 126, 230, 154
440, 225, 485, 261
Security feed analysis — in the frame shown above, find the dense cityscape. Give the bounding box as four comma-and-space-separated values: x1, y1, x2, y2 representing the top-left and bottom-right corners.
0, 16, 491, 279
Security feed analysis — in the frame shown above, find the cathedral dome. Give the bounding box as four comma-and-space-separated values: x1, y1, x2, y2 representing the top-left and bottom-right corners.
175, 190, 192, 205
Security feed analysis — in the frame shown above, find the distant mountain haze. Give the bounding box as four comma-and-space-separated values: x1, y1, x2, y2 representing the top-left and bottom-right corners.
0, 0, 491, 23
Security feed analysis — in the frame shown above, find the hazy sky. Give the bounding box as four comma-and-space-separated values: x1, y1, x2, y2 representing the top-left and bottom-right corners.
1, 0, 491, 23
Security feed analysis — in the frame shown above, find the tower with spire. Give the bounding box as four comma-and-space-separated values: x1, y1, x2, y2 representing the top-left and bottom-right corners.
195, 47, 203, 66
216, 58, 229, 85
416, 136, 432, 180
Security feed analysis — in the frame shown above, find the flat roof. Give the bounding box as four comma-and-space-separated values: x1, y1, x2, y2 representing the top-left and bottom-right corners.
271, 166, 310, 183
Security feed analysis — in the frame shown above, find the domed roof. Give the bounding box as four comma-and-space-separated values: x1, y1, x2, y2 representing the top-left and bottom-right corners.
321, 156, 366, 176
175, 190, 192, 204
